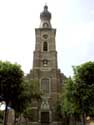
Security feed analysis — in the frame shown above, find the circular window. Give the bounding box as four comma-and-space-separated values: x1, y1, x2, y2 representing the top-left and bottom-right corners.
43, 34, 48, 39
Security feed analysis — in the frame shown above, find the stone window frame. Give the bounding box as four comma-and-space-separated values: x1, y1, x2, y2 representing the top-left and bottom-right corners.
43, 41, 48, 51
42, 39, 49, 52
40, 77, 51, 97
43, 59, 48, 67
43, 23, 49, 28
43, 34, 48, 39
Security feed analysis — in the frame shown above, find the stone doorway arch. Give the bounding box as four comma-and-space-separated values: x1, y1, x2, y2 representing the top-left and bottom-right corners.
39, 97, 52, 123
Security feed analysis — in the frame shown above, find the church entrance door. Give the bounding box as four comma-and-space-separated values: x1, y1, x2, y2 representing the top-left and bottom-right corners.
41, 112, 50, 123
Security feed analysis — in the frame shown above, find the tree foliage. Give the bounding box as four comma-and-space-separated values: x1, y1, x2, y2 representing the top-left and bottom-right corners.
61, 78, 76, 115
59, 61, 94, 125
73, 61, 94, 116
23, 80, 41, 101
0, 61, 24, 112
59, 77, 80, 124
22, 80, 41, 119
0, 61, 26, 125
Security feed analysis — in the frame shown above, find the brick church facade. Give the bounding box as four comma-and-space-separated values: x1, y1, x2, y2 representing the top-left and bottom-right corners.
26, 5, 64, 125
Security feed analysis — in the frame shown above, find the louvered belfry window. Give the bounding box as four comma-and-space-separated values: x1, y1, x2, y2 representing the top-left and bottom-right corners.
43, 42, 48, 51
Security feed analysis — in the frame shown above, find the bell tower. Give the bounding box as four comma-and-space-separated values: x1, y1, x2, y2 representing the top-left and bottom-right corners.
33, 5, 57, 70
27, 5, 64, 125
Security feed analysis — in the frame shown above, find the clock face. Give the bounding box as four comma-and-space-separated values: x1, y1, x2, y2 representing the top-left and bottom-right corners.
43, 34, 48, 39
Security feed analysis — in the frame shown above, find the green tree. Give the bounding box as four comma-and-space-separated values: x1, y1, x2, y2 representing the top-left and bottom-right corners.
55, 61, 94, 125
62, 78, 75, 114
0, 61, 24, 125
23, 80, 41, 120
60, 77, 79, 125
73, 61, 94, 125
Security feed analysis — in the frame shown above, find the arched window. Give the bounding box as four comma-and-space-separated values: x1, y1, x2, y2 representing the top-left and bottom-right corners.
41, 79, 49, 94
43, 42, 48, 51
43, 23, 48, 28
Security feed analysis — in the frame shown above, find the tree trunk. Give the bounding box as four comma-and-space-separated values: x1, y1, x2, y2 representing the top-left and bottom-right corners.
4, 101, 8, 125
82, 113, 86, 125
74, 116, 76, 125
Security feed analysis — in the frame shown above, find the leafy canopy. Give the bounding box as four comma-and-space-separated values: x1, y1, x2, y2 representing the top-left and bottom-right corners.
0, 61, 24, 112
73, 61, 94, 115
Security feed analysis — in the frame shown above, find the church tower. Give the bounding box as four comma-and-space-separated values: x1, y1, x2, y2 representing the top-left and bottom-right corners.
27, 5, 64, 125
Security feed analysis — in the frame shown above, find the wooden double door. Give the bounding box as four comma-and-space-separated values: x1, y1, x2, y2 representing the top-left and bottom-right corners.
41, 112, 50, 123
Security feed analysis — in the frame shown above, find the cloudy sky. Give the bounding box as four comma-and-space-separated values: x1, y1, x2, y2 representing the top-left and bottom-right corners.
0, 0, 94, 77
